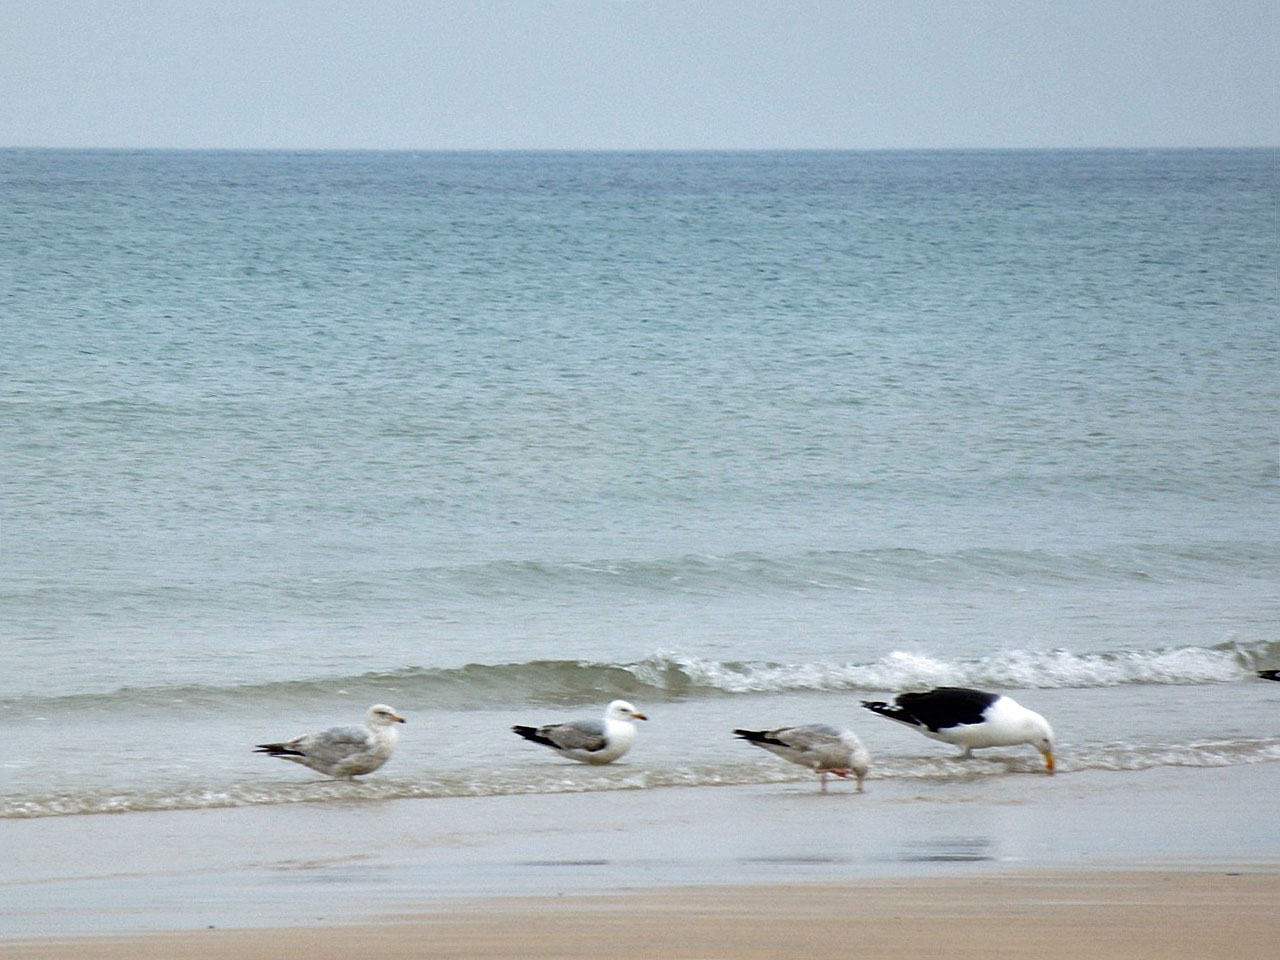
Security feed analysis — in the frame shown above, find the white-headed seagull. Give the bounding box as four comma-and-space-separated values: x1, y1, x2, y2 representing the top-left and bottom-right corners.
511, 699, 647, 765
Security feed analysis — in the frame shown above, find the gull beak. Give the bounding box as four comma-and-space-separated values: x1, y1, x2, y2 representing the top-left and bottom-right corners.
393, 714, 407, 724
1042, 750, 1055, 774
633, 712, 648, 721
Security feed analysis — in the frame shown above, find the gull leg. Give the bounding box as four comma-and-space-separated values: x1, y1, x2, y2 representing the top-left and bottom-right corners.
819, 770, 828, 793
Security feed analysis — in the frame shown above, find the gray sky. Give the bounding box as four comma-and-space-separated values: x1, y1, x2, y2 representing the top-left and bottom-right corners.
3, 0, 1276, 150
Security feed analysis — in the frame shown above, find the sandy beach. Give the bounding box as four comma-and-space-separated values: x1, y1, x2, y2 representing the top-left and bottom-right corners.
3, 764, 1277, 957
5, 871, 1276, 959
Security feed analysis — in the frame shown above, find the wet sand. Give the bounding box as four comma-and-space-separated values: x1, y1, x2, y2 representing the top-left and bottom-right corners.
1, 764, 1276, 955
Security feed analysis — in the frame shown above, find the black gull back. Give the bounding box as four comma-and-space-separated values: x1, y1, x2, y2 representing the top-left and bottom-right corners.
862, 686, 999, 732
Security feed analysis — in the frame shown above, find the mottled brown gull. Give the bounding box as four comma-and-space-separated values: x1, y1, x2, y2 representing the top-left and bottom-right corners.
254, 703, 405, 780
734, 724, 870, 792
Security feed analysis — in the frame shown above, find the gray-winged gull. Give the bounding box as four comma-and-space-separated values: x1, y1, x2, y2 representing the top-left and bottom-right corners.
254, 703, 406, 779
511, 699, 647, 764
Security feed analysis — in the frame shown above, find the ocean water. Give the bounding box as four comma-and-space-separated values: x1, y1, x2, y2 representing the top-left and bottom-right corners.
1, 148, 1277, 819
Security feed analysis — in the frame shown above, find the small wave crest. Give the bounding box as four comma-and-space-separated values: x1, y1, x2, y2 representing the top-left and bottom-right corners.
382, 544, 1280, 599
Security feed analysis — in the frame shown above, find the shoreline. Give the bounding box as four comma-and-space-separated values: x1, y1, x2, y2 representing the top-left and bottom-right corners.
5, 869, 1277, 960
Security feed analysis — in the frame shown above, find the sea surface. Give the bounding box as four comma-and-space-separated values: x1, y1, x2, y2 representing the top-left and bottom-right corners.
1, 148, 1277, 819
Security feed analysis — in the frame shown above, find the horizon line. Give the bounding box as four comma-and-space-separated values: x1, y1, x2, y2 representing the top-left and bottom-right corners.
2, 143, 1276, 154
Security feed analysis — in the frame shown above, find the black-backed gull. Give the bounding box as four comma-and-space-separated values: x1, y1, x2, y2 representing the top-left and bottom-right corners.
862, 686, 1054, 773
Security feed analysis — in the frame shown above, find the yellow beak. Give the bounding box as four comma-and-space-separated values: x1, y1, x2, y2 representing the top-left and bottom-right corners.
633, 713, 648, 721
1043, 750, 1055, 774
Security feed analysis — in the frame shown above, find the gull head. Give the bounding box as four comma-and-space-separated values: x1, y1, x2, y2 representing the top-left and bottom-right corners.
606, 700, 648, 722
367, 704, 407, 726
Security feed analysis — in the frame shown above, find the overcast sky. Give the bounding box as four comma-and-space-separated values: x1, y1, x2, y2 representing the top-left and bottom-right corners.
3, 0, 1275, 150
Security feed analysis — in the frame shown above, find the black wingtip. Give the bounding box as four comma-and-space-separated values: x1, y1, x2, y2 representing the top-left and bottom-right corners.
861, 701, 912, 724
512, 725, 555, 747
254, 743, 305, 757
734, 728, 787, 747
861, 700, 891, 712
1258, 669, 1280, 682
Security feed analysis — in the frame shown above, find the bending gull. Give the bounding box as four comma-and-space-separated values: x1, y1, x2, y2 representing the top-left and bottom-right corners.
511, 699, 647, 764
734, 724, 870, 792
254, 703, 406, 780
862, 686, 1055, 773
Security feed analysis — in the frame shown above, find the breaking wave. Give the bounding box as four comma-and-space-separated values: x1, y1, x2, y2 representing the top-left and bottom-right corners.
4, 638, 1275, 717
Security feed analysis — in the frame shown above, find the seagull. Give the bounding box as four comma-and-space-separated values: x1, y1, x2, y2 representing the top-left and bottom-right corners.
734, 724, 870, 792
862, 686, 1055, 774
254, 704, 406, 780
511, 699, 647, 764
